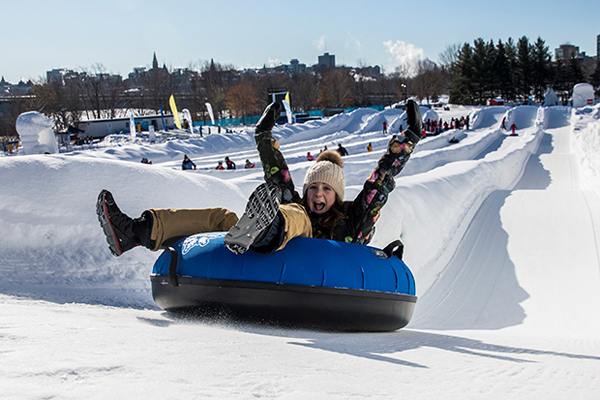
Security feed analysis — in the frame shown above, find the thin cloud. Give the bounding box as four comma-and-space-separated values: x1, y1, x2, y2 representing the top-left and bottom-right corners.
345, 32, 363, 51
267, 58, 282, 67
313, 35, 327, 52
383, 40, 425, 76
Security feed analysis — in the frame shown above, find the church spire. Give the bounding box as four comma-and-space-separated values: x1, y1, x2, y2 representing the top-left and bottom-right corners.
152, 52, 159, 70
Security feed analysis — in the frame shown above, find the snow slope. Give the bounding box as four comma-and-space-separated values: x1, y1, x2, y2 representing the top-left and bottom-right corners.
1, 104, 599, 399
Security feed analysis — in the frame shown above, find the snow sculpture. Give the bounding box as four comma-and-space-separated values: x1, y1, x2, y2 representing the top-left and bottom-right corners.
542, 87, 559, 107
572, 83, 595, 108
16, 111, 58, 154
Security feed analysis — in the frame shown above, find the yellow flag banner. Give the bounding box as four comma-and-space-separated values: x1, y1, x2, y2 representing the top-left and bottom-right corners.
169, 95, 182, 129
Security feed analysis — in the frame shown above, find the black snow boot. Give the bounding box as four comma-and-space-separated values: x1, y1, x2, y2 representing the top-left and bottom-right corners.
255, 102, 281, 134
96, 190, 152, 256
224, 182, 282, 255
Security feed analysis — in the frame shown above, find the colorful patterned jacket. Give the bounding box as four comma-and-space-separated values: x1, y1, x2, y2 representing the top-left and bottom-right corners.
254, 130, 418, 245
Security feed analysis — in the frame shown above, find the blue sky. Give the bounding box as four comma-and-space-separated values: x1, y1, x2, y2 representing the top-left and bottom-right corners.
2, 0, 599, 83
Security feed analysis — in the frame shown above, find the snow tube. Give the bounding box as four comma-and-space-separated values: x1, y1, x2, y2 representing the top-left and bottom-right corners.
151, 232, 417, 331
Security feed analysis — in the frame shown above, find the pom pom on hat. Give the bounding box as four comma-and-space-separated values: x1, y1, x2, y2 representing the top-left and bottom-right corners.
303, 150, 345, 201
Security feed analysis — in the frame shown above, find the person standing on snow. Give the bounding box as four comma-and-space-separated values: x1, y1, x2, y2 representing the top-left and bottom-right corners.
96, 100, 423, 257
336, 143, 349, 156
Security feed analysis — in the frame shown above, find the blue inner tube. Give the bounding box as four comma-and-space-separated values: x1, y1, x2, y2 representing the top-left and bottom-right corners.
151, 232, 417, 331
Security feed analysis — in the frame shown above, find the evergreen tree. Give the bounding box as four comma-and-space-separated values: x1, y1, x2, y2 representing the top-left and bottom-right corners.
471, 38, 490, 104
515, 36, 533, 102
449, 43, 475, 104
494, 40, 512, 101
590, 62, 600, 97
531, 37, 552, 102
567, 57, 586, 85
552, 60, 570, 103
485, 39, 499, 101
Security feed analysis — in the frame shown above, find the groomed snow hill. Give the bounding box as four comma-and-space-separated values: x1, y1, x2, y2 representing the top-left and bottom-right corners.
1, 104, 599, 399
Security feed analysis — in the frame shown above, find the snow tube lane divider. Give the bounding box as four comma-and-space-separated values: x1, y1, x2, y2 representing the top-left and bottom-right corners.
151, 232, 417, 331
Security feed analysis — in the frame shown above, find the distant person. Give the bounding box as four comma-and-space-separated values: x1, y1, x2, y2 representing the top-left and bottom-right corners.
225, 156, 236, 170
382, 121, 387, 134
141, 157, 152, 165
244, 159, 256, 169
181, 155, 196, 170
366, 142, 373, 152
510, 122, 517, 135
319, 145, 328, 155
501, 117, 507, 130
216, 161, 225, 170
336, 143, 349, 156
306, 152, 315, 161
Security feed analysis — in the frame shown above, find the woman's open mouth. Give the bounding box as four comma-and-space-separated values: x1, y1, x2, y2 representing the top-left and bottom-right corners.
312, 201, 326, 213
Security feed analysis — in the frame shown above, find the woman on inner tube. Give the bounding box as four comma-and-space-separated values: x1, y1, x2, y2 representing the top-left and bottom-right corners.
96, 100, 423, 257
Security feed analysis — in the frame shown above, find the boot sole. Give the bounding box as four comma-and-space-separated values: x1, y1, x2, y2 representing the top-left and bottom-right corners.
96, 191, 124, 256
224, 183, 281, 255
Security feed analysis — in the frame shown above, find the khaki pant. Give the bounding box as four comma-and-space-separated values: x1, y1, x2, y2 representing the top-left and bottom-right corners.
148, 203, 312, 252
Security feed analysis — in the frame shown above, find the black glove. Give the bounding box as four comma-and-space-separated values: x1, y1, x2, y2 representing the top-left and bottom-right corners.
255, 102, 281, 134
403, 99, 423, 143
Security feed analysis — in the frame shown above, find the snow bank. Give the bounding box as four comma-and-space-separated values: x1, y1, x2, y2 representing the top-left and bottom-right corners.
571, 104, 600, 195
0, 155, 250, 306
379, 107, 546, 293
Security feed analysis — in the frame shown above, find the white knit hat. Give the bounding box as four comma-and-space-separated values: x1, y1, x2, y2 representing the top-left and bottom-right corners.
303, 150, 345, 201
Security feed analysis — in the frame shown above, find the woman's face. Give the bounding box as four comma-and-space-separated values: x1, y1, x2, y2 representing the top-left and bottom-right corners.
306, 182, 336, 214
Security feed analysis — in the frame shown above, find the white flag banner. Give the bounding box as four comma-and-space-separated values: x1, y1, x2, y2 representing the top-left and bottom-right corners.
205, 102, 215, 125
129, 112, 136, 139
282, 99, 293, 124
182, 109, 194, 133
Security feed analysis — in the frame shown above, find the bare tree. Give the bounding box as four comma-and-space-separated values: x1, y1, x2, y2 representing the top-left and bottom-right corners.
439, 43, 462, 71
200, 59, 238, 119
225, 81, 260, 125
412, 59, 445, 103
289, 72, 318, 112
29, 76, 83, 131
317, 68, 354, 108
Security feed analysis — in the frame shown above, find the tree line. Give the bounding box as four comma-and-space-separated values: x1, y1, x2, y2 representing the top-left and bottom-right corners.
1, 34, 599, 138
1, 61, 418, 135
444, 36, 600, 105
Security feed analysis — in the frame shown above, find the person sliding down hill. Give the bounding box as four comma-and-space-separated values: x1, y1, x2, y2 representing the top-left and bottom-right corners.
181, 155, 196, 170
96, 100, 422, 257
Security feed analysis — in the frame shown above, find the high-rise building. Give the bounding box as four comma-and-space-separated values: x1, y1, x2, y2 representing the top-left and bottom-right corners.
318, 52, 335, 68
46, 68, 69, 84
555, 44, 580, 61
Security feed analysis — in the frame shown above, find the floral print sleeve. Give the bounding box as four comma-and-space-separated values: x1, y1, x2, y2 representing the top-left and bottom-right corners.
345, 133, 418, 245
255, 130, 302, 204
